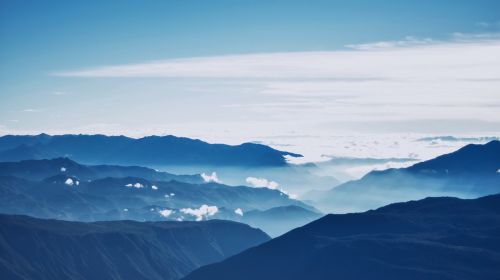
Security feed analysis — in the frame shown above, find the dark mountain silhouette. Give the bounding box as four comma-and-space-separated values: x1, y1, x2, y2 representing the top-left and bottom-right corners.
183, 194, 500, 280
0, 158, 202, 183
0, 214, 269, 280
306, 140, 500, 212
0, 134, 302, 167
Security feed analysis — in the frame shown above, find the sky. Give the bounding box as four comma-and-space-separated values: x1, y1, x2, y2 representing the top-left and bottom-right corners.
1, 0, 500, 161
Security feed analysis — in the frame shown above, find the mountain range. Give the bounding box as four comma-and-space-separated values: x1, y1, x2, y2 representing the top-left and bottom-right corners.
0, 157, 202, 183
0, 157, 317, 236
0, 214, 269, 280
184, 194, 500, 280
0, 134, 302, 167
306, 140, 500, 213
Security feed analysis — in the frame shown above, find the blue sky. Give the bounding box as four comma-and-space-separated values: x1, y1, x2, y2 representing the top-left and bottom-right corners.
1, 0, 500, 160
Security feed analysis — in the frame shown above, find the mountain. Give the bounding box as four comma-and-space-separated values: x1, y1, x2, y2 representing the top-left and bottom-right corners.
0, 158, 202, 183
0, 175, 313, 222
240, 205, 322, 237
0, 134, 302, 167
0, 157, 316, 234
306, 140, 500, 213
183, 194, 500, 280
0, 214, 270, 280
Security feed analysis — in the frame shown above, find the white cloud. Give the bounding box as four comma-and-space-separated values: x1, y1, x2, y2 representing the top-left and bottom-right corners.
54, 35, 500, 82
345, 36, 435, 50
151, 185, 158, 190
201, 172, 221, 183
180, 205, 218, 221
60, 167, 66, 172
245, 177, 299, 199
125, 182, 144, 189
64, 178, 79, 186
278, 189, 298, 200
51, 35, 500, 131
158, 209, 173, 218
234, 208, 243, 216
246, 177, 279, 189
22, 108, 41, 113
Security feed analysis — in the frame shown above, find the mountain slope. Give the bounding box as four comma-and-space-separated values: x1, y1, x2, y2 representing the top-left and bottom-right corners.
241, 205, 322, 237
0, 214, 270, 280
183, 194, 500, 280
307, 140, 500, 213
0, 134, 301, 167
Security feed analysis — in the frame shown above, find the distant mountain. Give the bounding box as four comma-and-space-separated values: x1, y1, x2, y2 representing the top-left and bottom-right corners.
183, 194, 500, 280
0, 158, 316, 236
306, 141, 500, 213
0, 134, 302, 167
0, 175, 312, 222
0, 158, 202, 183
240, 205, 322, 237
0, 214, 269, 280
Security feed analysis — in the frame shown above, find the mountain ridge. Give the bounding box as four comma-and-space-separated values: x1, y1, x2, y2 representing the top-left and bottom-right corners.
0, 134, 302, 167
183, 194, 500, 280
0, 214, 270, 280
306, 140, 500, 213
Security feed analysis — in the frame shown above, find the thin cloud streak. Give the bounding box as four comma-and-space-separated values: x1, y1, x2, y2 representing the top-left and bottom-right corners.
54, 35, 500, 82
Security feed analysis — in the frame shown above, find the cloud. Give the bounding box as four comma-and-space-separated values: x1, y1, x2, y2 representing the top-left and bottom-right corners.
246, 177, 279, 189
151, 185, 158, 190
180, 205, 218, 221
416, 136, 499, 142
50, 35, 500, 130
234, 208, 243, 216
60, 167, 66, 172
345, 36, 435, 50
64, 178, 74, 186
245, 176, 300, 199
278, 189, 298, 200
54, 34, 500, 82
22, 108, 41, 113
125, 182, 144, 189
158, 209, 173, 218
201, 172, 221, 183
